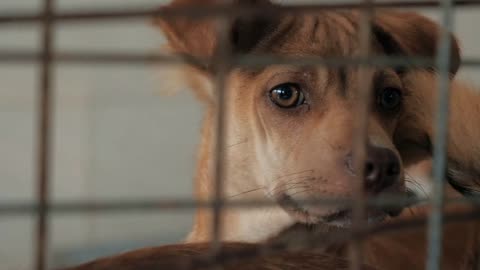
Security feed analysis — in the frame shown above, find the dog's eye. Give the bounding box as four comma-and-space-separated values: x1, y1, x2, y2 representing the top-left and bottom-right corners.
269, 83, 305, 108
378, 87, 402, 112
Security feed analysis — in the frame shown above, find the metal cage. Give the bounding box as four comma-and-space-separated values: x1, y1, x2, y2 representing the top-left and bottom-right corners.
1, 1, 480, 270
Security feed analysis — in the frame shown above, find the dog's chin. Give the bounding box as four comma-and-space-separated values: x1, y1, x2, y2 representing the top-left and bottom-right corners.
286, 207, 398, 228
320, 208, 393, 228
276, 193, 404, 228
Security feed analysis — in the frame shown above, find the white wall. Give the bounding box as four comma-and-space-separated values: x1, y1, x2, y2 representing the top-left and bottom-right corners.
1, 1, 199, 269
0, 1, 478, 269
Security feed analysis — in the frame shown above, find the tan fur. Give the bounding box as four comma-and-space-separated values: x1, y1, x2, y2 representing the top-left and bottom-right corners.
154, 0, 462, 243
63, 75, 480, 270
152, 1, 480, 269
359, 74, 480, 270
268, 202, 480, 270
397, 72, 480, 191
60, 242, 377, 270
364, 203, 480, 270
50, 2, 480, 270
59, 206, 480, 270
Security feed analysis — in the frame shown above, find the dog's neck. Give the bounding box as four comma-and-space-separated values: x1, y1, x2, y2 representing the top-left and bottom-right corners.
186, 107, 294, 242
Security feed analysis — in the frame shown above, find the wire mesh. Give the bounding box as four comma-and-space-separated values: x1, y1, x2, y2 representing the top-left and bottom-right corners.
0, 0, 480, 270
0, 1, 479, 25
426, 0, 455, 269
349, 0, 374, 269
35, 1, 54, 270
210, 8, 233, 255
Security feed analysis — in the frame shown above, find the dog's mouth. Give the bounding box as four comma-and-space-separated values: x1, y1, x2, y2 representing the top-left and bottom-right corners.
276, 193, 406, 227
321, 207, 403, 227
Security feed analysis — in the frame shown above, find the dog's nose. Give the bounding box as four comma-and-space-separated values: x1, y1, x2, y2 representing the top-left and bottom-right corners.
364, 145, 401, 192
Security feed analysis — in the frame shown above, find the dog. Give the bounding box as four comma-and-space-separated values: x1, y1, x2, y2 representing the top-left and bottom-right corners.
153, 0, 462, 243
278, 72, 480, 270
60, 242, 378, 270
61, 3, 480, 268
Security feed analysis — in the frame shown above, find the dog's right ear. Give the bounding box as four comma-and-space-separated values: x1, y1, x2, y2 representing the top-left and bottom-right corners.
153, 0, 278, 102
373, 11, 461, 76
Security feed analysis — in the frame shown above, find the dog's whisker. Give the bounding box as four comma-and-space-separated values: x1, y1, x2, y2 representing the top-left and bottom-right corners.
228, 186, 265, 199
404, 172, 429, 199
447, 168, 480, 195
285, 176, 316, 183
271, 180, 308, 191
288, 189, 311, 197
274, 181, 299, 190
282, 184, 309, 192
227, 139, 248, 148
272, 181, 313, 193
276, 170, 314, 180
405, 179, 426, 194
404, 172, 428, 192
282, 182, 309, 189
406, 205, 418, 218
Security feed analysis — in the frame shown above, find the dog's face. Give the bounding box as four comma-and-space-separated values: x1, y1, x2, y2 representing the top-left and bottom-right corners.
226, 65, 406, 225
155, 0, 460, 228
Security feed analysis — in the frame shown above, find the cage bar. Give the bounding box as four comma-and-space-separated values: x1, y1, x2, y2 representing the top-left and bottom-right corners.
0, 1, 478, 25
0, 195, 449, 215
349, 0, 374, 269
210, 11, 233, 255
0, 0, 476, 269
0, 52, 436, 66
3, 195, 480, 216
35, 0, 54, 270
1, 50, 480, 68
426, 0, 456, 269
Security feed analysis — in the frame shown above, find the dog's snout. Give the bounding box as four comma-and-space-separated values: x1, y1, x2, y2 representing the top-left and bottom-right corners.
364, 145, 401, 192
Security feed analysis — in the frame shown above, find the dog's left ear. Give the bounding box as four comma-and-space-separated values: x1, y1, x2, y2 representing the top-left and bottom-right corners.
152, 0, 278, 102
152, 0, 277, 70
373, 11, 461, 75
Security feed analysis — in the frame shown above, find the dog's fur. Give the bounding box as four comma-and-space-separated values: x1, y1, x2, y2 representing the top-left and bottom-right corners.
360, 70, 480, 270
154, 0, 467, 243
397, 72, 480, 195
63, 79, 480, 270
59, 2, 480, 270
61, 242, 379, 270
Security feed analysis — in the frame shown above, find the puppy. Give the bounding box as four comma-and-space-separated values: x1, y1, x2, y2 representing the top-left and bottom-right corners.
153, 0, 462, 242
62, 24, 480, 270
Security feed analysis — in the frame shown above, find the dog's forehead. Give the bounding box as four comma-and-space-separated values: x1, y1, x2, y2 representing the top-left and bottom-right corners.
231, 12, 399, 92
255, 12, 361, 57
